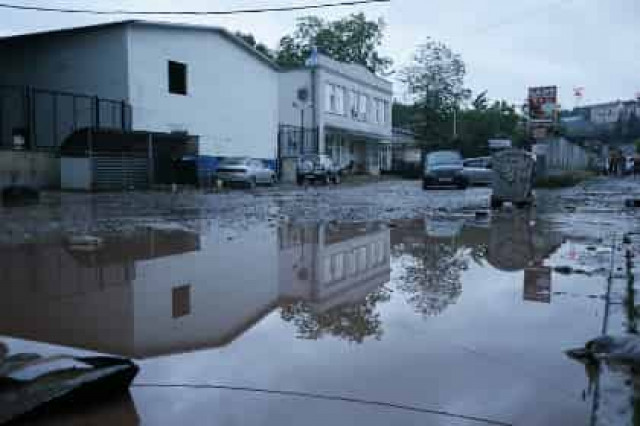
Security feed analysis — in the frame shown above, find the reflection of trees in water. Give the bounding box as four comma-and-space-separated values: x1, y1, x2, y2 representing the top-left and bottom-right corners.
280, 287, 392, 343
395, 240, 467, 317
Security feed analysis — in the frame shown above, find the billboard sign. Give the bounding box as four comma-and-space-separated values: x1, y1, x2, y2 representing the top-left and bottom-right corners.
528, 86, 558, 121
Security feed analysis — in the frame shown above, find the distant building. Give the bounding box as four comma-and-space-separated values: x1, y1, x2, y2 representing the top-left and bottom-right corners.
278, 54, 392, 178
576, 100, 640, 125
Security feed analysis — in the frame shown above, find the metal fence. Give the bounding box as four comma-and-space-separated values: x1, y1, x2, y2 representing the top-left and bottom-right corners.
0, 84, 131, 151
278, 125, 319, 158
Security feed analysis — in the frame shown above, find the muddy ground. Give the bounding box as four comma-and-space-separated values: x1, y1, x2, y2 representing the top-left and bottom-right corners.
3, 176, 637, 243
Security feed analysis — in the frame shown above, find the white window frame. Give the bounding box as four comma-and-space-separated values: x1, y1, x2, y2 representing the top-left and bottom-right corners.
335, 86, 345, 115
359, 94, 368, 121
325, 83, 333, 113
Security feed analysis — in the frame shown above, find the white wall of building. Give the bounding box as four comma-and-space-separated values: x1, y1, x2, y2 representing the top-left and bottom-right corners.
127, 24, 280, 160
316, 56, 392, 139
587, 101, 640, 124
278, 70, 314, 128
0, 25, 130, 100
278, 54, 393, 158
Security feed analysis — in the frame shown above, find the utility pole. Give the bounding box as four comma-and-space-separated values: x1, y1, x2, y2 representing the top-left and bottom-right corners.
453, 108, 458, 139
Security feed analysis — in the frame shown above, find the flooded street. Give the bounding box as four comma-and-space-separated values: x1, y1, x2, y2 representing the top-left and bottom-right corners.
2, 179, 627, 425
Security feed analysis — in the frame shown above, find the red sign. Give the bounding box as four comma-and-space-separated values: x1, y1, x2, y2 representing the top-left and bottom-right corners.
528, 86, 558, 121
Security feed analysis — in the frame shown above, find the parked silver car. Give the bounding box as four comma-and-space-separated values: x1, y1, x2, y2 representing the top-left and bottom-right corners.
462, 157, 494, 186
215, 157, 276, 188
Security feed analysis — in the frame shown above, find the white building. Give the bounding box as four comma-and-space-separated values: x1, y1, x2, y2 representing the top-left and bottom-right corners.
580, 100, 640, 125
0, 20, 280, 170
279, 54, 393, 177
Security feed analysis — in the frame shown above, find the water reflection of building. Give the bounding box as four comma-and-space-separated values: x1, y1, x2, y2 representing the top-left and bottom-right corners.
0, 222, 391, 357
0, 225, 283, 358
523, 266, 552, 303
278, 223, 392, 342
279, 222, 391, 311
0, 229, 201, 357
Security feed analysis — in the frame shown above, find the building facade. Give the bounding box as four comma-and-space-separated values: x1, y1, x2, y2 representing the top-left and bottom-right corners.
0, 21, 280, 171
577, 100, 640, 125
279, 54, 393, 178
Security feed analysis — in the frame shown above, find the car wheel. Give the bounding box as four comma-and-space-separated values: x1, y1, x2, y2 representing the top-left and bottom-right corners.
323, 175, 330, 185
422, 179, 430, 190
456, 178, 468, 190
270, 175, 277, 186
333, 174, 341, 184
296, 176, 304, 186
490, 196, 503, 209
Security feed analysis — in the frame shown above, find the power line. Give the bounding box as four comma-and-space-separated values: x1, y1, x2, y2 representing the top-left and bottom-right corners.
133, 382, 512, 426
0, 0, 390, 16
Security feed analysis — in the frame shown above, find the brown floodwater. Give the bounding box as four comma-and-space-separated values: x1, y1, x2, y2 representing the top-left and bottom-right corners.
0, 211, 611, 425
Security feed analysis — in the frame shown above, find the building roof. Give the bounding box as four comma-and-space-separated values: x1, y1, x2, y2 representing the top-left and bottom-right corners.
281, 53, 392, 94
576, 99, 639, 110
0, 20, 280, 71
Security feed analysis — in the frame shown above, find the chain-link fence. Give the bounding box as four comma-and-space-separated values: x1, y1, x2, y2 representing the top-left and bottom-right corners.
0, 84, 131, 151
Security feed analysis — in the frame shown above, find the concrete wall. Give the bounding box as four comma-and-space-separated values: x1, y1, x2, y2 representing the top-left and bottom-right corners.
0, 151, 60, 189
127, 24, 280, 161
0, 26, 130, 100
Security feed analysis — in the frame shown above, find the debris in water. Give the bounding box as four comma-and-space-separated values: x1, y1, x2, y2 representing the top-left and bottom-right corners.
566, 335, 640, 364
0, 352, 138, 424
66, 235, 104, 251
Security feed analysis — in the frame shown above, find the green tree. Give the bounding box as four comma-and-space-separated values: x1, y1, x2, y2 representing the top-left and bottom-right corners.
400, 39, 470, 147
280, 287, 391, 343
235, 32, 273, 58
275, 13, 392, 75
456, 98, 523, 157
472, 90, 489, 111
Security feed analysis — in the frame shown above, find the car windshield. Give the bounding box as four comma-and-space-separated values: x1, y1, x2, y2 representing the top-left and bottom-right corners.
427, 152, 461, 166
219, 157, 249, 166
300, 155, 320, 163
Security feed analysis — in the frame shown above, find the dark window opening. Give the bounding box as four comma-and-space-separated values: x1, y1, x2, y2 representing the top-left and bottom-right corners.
168, 61, 187, 95
172, 284, 191, 318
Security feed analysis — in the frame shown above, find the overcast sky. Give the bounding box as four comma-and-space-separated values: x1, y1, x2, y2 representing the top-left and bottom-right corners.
1, 0, 638, 107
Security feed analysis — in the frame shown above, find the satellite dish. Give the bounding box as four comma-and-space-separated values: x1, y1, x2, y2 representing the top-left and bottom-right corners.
297, 87, 309, 103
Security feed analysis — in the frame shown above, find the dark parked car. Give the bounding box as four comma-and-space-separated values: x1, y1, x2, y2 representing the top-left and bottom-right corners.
422, 151, 468, 190
297, 154, 341, 185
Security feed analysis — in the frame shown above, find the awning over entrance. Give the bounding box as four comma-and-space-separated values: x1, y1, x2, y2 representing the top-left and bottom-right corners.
325, 126, 390, 143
